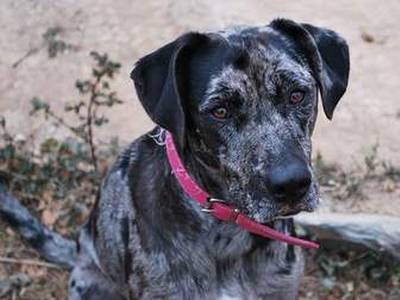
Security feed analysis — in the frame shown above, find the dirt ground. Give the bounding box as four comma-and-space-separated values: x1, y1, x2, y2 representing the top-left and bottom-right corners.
1, 0, 400, 299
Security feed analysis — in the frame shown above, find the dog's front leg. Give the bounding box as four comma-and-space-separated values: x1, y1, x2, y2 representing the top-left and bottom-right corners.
69, 264, 127, 300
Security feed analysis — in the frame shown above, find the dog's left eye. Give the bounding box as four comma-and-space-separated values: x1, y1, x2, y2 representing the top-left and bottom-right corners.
289, 90, 305, 104
211, 107, 229, 119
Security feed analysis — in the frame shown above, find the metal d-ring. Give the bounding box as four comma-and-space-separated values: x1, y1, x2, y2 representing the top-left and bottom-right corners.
201, 197, 226, 213
201, 207, 214, 213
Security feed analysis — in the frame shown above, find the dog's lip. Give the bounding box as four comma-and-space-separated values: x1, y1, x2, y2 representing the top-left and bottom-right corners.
273, 208, 303, 220
274, 213, 300, 220
259, 212, 300, 225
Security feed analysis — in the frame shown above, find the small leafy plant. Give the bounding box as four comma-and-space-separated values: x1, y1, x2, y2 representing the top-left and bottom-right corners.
42, 26, 75, 58
314, 145, 400, 202
0, 51, 122, 232
30, 51, 122, 172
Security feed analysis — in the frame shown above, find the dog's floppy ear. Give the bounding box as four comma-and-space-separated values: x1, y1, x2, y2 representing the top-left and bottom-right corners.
131, 33, 209, 147
271, 19, 350, 119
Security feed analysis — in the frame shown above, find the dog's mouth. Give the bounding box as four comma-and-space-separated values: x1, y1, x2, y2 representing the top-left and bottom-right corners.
273, 182, 320, 220
246, 191, 320, 224
271, 199, 318, 221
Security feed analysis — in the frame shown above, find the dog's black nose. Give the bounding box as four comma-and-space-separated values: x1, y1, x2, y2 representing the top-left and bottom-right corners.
268, 160, 311, 203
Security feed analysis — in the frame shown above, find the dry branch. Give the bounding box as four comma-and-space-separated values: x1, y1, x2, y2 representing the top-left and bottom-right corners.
0, 183, 76, 270
295, 212, 400, 261
0, 257, 62, 270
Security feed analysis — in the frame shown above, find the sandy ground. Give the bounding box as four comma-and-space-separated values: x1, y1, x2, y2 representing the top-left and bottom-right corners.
1, 0, 399, 167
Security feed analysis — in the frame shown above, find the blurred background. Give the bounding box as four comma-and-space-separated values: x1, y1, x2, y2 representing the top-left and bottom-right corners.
0, 0, 399, 299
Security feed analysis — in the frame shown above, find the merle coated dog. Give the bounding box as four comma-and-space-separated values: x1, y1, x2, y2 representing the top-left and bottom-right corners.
67, 19, 349, 300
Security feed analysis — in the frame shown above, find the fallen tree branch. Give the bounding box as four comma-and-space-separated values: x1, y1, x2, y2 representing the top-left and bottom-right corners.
0, 257, 63, 270
295, 212, 400, 261
0, 182, 77, 270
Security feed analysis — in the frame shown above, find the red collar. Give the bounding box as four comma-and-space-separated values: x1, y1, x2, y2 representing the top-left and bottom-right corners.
165, 131, 319, 249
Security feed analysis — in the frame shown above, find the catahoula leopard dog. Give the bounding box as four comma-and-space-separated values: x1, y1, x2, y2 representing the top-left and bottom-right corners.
0, 18, 349, 300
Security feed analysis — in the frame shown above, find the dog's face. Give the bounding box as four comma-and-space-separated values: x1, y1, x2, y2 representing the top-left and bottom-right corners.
132, 19, 349, 223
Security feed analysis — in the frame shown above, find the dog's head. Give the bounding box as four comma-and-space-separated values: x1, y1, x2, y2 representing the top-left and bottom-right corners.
131, 19, 349, 223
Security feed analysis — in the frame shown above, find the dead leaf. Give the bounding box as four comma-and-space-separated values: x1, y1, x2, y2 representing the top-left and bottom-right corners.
361, 32, 375, 43
41, 209, 58, 228
6, 227, 15, 237
21, 265, 47, 278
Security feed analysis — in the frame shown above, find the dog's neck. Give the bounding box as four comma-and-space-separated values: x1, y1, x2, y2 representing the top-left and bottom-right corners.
177, 132, 228, 201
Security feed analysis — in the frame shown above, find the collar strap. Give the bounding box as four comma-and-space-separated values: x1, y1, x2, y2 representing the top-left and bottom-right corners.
165, 131, 319, 249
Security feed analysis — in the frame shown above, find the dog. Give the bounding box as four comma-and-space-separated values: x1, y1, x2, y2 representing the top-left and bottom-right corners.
67, 18, 349, 300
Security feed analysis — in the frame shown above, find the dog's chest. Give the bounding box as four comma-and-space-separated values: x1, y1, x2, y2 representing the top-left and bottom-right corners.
120, 225, 303, 299
201, 260, 303, 300
164, 231, 305, 299
213, 249, 303, 300
218, 289, 245, 300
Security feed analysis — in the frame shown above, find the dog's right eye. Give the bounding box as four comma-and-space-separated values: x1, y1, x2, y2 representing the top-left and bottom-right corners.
289, 90, 305, 104
211, 107, 229, 119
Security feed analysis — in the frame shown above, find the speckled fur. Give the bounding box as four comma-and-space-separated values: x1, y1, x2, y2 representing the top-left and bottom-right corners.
68, 19, 349, 300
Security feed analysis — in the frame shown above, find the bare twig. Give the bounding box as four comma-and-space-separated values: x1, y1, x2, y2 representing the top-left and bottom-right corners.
45, 110, 87, 142
86, 76, 102, 171
0, 257, 63, 270
12, 47, 42, 69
